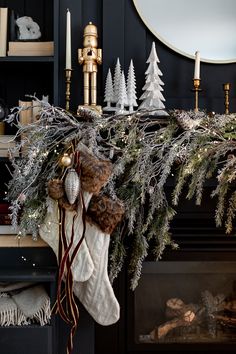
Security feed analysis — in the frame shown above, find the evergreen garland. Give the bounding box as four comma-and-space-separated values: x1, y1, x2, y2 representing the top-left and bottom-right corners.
5, 102, 236, 289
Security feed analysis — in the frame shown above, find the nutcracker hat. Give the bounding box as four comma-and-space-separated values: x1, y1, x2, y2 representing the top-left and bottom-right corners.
84, 22, 98, 37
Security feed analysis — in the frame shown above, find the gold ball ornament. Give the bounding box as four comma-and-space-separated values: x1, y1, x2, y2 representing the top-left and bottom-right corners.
60, 153, 72, 167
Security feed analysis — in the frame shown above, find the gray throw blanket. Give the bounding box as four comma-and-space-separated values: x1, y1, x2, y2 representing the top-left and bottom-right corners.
0, 283, 51, 326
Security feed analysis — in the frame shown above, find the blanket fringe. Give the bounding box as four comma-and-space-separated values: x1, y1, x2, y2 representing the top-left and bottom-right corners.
0, 285, 51, 327
33, 297, 51, 326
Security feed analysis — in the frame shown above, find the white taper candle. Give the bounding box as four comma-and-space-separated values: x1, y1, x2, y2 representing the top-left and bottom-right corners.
66, 8, 71, 70
194, 51, 200, 79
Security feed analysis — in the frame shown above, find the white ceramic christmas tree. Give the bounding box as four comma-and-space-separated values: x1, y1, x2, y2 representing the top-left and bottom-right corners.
113, 58, 121, 105
126, 59, 138, 113
139, 42, 168, 116
103, 68, 114, 111
116, 70, 128, 113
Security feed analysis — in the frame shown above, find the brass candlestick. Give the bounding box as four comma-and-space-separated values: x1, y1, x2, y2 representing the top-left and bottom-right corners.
223, 82, 230, 114
192, 78, 202, 112
65, 68, 72, 111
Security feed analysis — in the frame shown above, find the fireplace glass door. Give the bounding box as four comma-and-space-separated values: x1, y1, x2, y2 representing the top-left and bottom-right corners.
135, 262, 236, 344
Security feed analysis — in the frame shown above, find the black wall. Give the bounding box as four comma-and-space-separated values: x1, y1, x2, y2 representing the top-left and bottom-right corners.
59, 0, 236, 115
57, 2, 236, 353
0, 1, 236, 353
36, 1, 236, 351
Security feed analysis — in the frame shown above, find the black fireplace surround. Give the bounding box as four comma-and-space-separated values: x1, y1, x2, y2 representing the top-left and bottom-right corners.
125, 251, 236, 354
131, 259, 236, 349
123, 183, 236, 354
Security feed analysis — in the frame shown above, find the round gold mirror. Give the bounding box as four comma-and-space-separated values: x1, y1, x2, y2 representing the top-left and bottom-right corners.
133, 0, 236, 63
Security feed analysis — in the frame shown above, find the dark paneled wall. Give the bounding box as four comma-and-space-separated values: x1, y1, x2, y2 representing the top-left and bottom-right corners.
59, 0, 236, 114
57, 1, 236, 353
0, 0, 54, 113
59, 0, 103, 112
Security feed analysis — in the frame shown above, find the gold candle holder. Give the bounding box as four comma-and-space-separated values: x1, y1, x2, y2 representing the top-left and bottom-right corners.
65, 68, 72, 111
223, 82, 230, 114
192, 78, 202, 112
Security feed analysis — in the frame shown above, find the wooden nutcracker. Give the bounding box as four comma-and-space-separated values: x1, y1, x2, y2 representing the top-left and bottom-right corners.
78, 22, 102, 114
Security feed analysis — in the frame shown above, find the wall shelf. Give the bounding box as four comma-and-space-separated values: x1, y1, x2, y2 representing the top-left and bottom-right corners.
0, 268, 57, 282
0, 235, 49, 248
0, 56, 54, 62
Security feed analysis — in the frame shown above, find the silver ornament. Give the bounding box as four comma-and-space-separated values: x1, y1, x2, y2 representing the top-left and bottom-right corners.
64, 169, 80, 204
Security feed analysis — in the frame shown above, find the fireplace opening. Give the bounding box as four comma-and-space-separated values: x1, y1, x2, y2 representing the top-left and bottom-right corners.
134, 262, 236, 345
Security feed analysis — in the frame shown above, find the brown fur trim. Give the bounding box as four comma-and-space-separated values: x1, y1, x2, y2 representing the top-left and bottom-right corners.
79, 151, 112, 195
48, 179, 64, 200
87, 195, 124, 234
58, 197, 77, 211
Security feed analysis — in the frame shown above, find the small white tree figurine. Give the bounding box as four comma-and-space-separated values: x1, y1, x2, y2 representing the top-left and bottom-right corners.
126, 59, 138, 113
113, 58, 121, 105
103, 68, 114, 111
116, 70, 128, 113
139, 42, 168, 116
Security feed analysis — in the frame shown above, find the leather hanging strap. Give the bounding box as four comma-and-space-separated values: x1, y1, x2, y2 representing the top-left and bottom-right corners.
55, 152, 87, 354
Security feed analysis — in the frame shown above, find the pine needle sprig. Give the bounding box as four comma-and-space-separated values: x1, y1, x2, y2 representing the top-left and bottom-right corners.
6, 102, 236, 289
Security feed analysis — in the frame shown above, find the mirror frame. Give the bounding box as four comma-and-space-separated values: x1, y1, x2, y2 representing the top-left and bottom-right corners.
133, 0, 236, 64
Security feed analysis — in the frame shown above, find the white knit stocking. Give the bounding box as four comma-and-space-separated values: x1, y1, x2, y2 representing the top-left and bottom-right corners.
74, 222, 120, 325
39, 193, 94, 282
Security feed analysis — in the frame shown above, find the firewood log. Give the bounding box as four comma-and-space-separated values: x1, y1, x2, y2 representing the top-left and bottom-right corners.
150, 310, 196, 340
214, 314, 236, 327
165, 297, 199, 319
223, 300, 236, 313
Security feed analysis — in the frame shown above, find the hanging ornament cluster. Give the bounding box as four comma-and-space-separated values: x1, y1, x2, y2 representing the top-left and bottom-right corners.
48, 149, 114, 210
48, 151, 81, 208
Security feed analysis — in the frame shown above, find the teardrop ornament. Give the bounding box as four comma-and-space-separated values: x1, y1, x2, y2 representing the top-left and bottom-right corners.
64, 168, 80, 204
